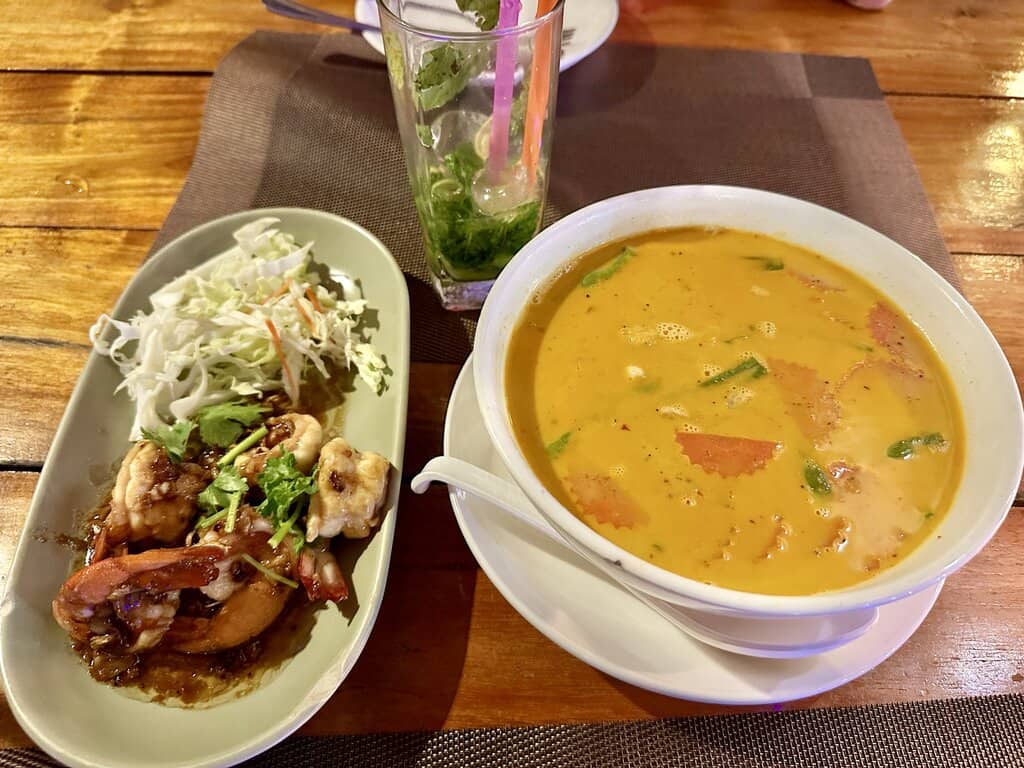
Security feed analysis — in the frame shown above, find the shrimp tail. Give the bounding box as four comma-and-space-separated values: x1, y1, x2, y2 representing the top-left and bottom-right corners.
298, 546, 349, 603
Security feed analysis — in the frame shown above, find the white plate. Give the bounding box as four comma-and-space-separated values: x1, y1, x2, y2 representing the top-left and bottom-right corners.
445, 355, 944, 705
355, 0, 618, 72
0, 209, 410, 768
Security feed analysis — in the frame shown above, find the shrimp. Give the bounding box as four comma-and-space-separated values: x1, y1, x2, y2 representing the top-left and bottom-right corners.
200, 505, 348, 605
234, 413, 322, 483
93, 441, 209, 561
297, 540, 349, 603
165, 577, 291, 654
192, 504, 274, 602
52, 546, 223, 652
305, 437, 389, 541
167, 508, 297, 654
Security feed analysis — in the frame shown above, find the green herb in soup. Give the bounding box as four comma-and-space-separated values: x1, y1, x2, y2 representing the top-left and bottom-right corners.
545, 431, 572, 458
699, 356, 767, 387
505, 227, 964, 596
580, 247, 635, 288
803, 459, 832, 496
886, 432, 947, 460
744, 255, 785, 271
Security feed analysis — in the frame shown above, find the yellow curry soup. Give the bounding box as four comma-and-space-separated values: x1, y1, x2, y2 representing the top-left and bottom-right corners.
506, 228, 964, 596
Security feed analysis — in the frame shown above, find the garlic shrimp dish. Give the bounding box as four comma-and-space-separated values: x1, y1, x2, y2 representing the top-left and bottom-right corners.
52, 219, 393, 703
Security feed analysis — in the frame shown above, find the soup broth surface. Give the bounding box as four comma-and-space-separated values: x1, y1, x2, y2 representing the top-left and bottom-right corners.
507, 228, 963, 595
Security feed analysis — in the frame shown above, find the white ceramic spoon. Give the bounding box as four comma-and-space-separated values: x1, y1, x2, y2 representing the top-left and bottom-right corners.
411, 456, 879, 659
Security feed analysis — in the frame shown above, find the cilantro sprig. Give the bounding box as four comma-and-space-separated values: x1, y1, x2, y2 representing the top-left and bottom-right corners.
197, 466, 248, 533
139, 398, 269, 463
218, 425, 269, 469
257, 451, 318, 549
241, 553, 299, 589
141, 421, 194, 464
197, 400, 269, 447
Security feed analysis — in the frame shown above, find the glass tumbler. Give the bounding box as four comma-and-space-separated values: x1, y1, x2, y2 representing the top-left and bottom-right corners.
378, 0, 564, 310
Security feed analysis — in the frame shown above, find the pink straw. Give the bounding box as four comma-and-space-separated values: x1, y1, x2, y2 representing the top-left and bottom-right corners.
486, 0, 522, 181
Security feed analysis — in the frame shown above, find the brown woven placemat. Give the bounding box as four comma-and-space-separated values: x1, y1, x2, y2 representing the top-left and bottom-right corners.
4, 693, 1023, 767
152, 31, 955, 364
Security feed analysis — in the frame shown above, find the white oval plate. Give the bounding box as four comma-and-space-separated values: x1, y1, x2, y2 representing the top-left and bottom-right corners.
0, 209, 410, 768
355, 0, 619, 73
446, 356, 944, 704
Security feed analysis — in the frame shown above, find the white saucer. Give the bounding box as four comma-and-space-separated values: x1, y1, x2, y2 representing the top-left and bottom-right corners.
355, 0, 618, 73
442, 355, 944, 704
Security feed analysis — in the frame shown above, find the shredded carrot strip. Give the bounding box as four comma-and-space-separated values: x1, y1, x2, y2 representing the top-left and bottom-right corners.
264, 318, 297, 398
295, 298, 315, 331
305, 286, 324, 313
262, 278, 291, 305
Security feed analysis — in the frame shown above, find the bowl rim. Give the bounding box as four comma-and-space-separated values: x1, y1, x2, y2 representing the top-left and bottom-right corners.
474, 184, 1024, 617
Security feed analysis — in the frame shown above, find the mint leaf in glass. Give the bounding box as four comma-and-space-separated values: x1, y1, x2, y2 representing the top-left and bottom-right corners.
456, 0, 499, 30
415, 43, 480, 110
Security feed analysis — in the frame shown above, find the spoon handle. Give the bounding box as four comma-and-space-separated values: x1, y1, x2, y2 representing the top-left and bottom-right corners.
411, 456, 560, 540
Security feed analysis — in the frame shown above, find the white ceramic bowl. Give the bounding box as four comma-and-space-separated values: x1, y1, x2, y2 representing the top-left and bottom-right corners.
474, 185, 1023, 619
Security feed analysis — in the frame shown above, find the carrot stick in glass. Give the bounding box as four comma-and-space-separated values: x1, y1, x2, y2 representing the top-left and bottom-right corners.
523, 0, 556, 187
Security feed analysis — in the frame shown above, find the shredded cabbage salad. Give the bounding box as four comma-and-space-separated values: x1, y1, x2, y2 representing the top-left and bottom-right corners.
91, 217, 387, 440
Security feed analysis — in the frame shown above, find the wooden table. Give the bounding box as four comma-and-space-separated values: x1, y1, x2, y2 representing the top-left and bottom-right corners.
1, 0, 1023, 750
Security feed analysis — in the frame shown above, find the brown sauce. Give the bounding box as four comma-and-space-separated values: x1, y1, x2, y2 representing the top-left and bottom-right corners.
73, 595, 322, 706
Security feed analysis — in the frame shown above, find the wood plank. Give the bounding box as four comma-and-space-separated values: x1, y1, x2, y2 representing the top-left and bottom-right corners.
612, 0, 1024, 99
0, 74, 207, 230
952, 253, 1024, 391
1, 468, 1020, 745
0, 343, 84, 466
1, 1, 1023, 99
0, 228, 150, 346
1, 76, 1022, 254
0, 473, 34, 590
952, 252, 1024, 503
891, 96, 1024, 256
0, 0, 323, 73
